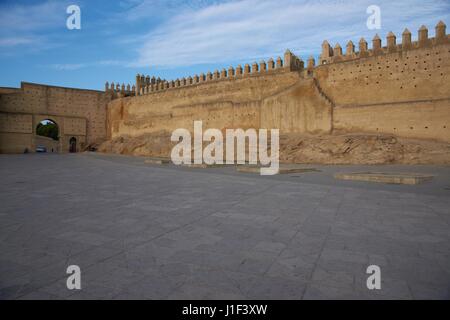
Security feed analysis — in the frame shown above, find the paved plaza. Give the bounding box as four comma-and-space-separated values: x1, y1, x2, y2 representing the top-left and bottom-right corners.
0, 153, 449, 299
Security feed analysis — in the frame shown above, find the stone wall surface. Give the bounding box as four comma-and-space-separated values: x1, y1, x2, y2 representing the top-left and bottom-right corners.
108, 70, 303, 139
315, 41, 450, 142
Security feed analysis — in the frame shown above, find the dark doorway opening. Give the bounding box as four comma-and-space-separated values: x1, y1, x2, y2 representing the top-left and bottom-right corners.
69, 137, 77, 153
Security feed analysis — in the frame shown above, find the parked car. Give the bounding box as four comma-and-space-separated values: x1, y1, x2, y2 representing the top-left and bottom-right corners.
36, 145, 47, 153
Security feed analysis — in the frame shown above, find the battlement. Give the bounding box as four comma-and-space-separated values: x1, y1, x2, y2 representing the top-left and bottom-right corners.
103, 21, 448, 104
104, 50, 304, 98
319, 21, 448, 65
104, 81, 135, 98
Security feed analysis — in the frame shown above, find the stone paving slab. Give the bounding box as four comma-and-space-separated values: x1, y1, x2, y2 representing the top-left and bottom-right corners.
334, 172, 434, 185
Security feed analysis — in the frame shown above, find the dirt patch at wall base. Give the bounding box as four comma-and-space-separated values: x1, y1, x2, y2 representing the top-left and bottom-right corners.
279, 133, 450, 165
98, 132, 450, 165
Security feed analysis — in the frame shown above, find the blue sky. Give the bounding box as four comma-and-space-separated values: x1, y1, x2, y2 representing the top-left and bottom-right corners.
0, 0, 449, 91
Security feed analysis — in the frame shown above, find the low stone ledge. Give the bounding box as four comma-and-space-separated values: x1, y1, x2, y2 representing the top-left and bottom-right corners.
184, 163, 228, 168
144, 158, 171, 165
237, 165, 319, 174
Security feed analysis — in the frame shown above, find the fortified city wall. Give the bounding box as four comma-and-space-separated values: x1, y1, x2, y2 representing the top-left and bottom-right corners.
105, 22, 450, 148
0, 82, 109, 153
1, 21, 449, 164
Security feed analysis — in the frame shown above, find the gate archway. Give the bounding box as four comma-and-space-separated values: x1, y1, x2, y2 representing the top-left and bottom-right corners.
35, 119, 59, 153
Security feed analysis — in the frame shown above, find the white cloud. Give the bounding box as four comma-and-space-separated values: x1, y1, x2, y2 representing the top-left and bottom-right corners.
48, 60, 129, 70
0, 37, 36, 47
131, 0, 450, 68
0, 0, 66, 32
0, 0, 69, 50
50, 63, 88, 71
121, 0, 232, 21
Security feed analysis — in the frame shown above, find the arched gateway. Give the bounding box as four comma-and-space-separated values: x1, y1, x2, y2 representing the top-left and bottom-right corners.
0, 82, 108, 154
